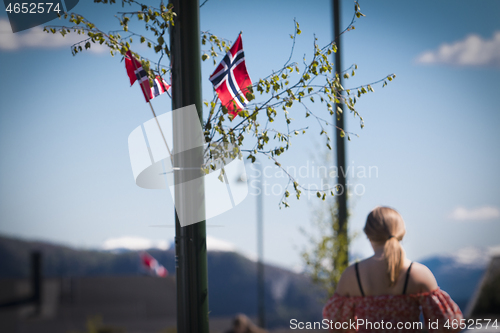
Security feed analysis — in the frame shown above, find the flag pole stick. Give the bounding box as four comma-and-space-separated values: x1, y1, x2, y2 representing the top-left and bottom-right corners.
146, 99, 173, 158
128, 52, 173, 158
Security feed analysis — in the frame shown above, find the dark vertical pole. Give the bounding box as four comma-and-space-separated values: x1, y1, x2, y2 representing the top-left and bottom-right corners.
0, 251, 43, 310
333, 0, 348, 268
170, 0, 209, 332
256, 163, 265, 328
31, 251, 42, 314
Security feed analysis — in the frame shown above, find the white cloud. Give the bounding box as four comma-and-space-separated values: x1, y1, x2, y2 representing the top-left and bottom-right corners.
0, 18, 106, 52
448, 206, 500, 221
416, 31, 500, 67
102, 236, 170, 251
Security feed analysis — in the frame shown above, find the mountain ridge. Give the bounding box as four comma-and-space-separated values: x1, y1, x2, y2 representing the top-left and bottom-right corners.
0, 234, 490, 326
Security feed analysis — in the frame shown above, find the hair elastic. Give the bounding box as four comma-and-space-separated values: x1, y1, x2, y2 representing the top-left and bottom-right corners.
388, 235, 396, 240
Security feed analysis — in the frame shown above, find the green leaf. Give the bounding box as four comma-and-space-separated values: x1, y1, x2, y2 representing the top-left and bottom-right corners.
245, 91, 255, 101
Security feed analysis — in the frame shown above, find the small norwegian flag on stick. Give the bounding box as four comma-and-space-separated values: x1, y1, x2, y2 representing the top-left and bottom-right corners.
125, 50, 170, 102
140, 252, 168, 277
209, 33, 252, 118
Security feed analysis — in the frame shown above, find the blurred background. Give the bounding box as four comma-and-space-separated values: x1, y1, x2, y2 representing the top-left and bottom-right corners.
1, 0, 499, 332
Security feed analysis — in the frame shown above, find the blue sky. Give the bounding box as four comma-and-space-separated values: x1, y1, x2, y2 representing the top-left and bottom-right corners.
1, 0, 499, 271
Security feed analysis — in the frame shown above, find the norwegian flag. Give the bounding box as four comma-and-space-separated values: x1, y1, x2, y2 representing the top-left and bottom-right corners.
125, 50, 170, 102
209, 34, 252, 118
150, 75, 171, 98
140, 252, 168, 277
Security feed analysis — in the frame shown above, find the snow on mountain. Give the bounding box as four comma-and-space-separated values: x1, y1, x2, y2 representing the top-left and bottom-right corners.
206, 235, 237, 252
441, 245, 500, 269
102, 236, 170, 251
101, 235, 237, 253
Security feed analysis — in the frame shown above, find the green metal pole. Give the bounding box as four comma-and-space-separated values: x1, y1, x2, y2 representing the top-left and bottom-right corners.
169, 0, 209, 332
333, 0, 348, 269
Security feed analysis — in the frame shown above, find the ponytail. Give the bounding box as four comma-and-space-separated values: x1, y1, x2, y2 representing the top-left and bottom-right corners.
364, 207, 406, 286
384, 236, 404, 286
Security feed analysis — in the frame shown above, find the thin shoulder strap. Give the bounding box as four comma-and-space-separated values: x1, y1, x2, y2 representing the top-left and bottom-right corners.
402, 262, 414, 295
355, 262, 365, 297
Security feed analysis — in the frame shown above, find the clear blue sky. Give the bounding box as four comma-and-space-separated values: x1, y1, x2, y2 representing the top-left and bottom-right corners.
1, 0, 499, 271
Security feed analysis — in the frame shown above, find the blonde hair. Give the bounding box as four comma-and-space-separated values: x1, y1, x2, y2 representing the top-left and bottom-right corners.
363, 206, 406, 286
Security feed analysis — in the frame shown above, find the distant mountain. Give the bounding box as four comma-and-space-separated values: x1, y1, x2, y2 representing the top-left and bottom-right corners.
0, 235, 145, 277
420, 248, 489, 311
0, 235, 324, 329
0, 234, 490, 327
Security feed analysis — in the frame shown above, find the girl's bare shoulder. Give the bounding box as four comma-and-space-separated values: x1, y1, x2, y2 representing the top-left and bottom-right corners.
408, 261, 438, 293
336, 261, 365, 296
